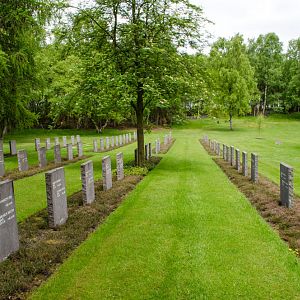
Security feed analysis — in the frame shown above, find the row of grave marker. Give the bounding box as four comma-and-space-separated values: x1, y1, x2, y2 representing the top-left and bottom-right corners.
0, 152, 125, 263
203, 135, 294, 209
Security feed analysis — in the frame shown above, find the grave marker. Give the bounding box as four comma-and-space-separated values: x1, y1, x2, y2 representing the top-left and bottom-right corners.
0, 139, 3, 151
125, 134, 129, 144
81, 160, 95, 205
54, 145, 61, 164
133, 132, 137, 141
235, 149, 240, 171
17, 150, 29, 172
46, 138, 51, 150
116, 152, 124, 181
0, 150, 4, 176
54, 137, 59, 146
45, 167, 68, 228
280, 163, 293, 208
35, 138, 41, 151
223, 144, 226, 160
111, 136, 115, 148
67, 144, 73, 160
230, 146, 234, 166
102, 156, 112, 191
9, 140, 17, 156
149, 143, 152, 158
115, 136, 119, 147
38, 147, 47, 168
242, 151, 248, 176
251, 153, 258, 183
119, 135, 123, 145
93, 139, 98, 152
145, 144, 149, 160
77, 142, 83, 158
106, 137, 110, 150
0, 180, 19, 262
100, 138, 104, 151
63, 136, 67, 147
71, 136, 75, 146
76, 135, 81, 143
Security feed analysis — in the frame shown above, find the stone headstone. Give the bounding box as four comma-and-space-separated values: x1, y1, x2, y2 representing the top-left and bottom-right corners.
67, 144, 73, 160
71, 136, 75, 146
119, 135, 123, 145
77, 142, 83, 158
223, 144, 226, 160
125, 134, 129, 144
63, 136, 67, 147
54, 137, 59, 146
133, 132, 137, 141
9, 140, 17, 156
134, 149, 138, 165
242, 151, 248, 176
76, 135, 81, 143
230, 146, 234, 166
123, 134, 126, 144
106, 137, 110, 150
149, 143, 152, 158
235, 149, 240, 171
46, 138, 51, 150
0, 139, 3, 151
45, 167, 68, 228
217, 143, 221, 156
164, 135, 168, 145
226, 146, 230, 162
145, 144, 149, 160
155, 140, 159, 154
0, 150, 5, 176
280, 163, 293, 208
251, 153, 258, 183
115, 136, 119, 147
111, 136, 115, 148
100, 138, 104, 151
102, 156, 112, 191
93, 139, 98, 152
17, 150, 29, 172
81, 160, 95, 205
0, 180, 19, 262
129, 133, 132, 142
35, 138, 41, 151
38, 147, 47, 168
116, 152, 124, 181
54, 144, 61, 164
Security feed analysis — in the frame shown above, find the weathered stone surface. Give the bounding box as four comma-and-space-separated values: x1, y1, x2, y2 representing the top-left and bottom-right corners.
125, 134, 129, 144
54, 145, 61, 164
111, 136, 115, 148
106, 137, 110, 150
0, 180, 19, 262
67, 144, 73, 160
129, 133, 132, 142
17, 150, 29, 172
155, 140, 159, 154
9, 140, 17, 156
134, 149, 138, 165
235, 149, 240, 171
0, 139, 3, 151
54, 137, 59, 146
226, 145, 230, 162
115, 136, 119, 147
242, 151, 248, 176
164, 135, 168, 145
149, 143, 152, 158
76, 135, 81, 143
46, 138, 51, 150
77, 142, 83, 158
230, 146, 234, 166
280, 163, 293, 208
38, 147, 47, 168
71, 136, 75, 145
123, 134, 126, 144
223, 144, 226, 160
93, 139, 98, 152
35, 138, 41, 151
251, 153, 258, 183
81, 160, 95, 205
102, 156, 112, 191
157, 138, 161, 152
45, 167, 68, 228
119, 135, 123, 145
100, 138, 104, 151
116, 152, 124, 181
62, 136, 67, 147
133, 132, 137, 141
145, 144, 149, 160
0, 150, 5, 176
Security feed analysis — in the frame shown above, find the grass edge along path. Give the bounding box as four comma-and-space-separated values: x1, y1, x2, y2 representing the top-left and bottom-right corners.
30, 135, 300, 299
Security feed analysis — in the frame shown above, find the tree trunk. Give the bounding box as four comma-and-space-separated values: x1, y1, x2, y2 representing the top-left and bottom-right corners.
262, 84, 267, 115
136, 82, 145, 166
229, 112, 233, 130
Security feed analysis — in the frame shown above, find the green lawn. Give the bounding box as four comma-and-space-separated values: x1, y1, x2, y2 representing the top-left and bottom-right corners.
30, 128, 300, 299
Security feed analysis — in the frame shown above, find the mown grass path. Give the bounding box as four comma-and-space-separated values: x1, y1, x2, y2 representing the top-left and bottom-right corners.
31, 133, 300, 299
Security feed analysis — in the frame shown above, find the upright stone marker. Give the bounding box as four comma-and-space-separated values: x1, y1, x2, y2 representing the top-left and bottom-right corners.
9, 140, 17, 156
157, 138, 161, 152
251, 153, 258, 183
223, 144, 226, 160
242, 151, 248, 176
106, 137, 110, 150
235, 149, 240, 171
45, 167, 68, 228
164, 135, 168, 145
111, 136, 115, 148
149, 143, 152, 158
129, 133, 132, 142
67, 144, 73, 160
102, 156, 112, 191
123, 134, 126, 144
17, 150, 29, 172
54, 145, 61, 164
145, 144, 149, 160
230, 146, 234, 166
226, 145, 230, 162
100, 138, 104, 151
116, 152, 124, 181
46, 138, 51, 150
71, 136, 75, 146
81, 160, 95, 205
76, 135, 81, 143
93, 139, 98, 152
0, 150, 5, 176
0, 139, 3, 151
280, 163, 293, 208
38, 147, 47, 168
115, 136, 119, 147
0, 180, 19, 262
125, 134, 129, 144
119, 135, 123, 145
133, 132, 137, 141
77, 142, 83, 158
35, 138, 41, 151
155, 140, 159, 154
54, 137, 59, 146
63, 136, 67, 147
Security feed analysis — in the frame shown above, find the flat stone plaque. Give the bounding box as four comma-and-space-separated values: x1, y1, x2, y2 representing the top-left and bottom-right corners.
38, 147, 47, 168
9, 140, 17, 156
35, 138, 41, 151
81, 160, 95, 204
54, 145, 61, 164
102, 156, 112, 191
116, 152, 124, 181
280, 163, 293, 208
0, 150, 5, 176
45, 167, 68, 228
67, 144, 73, 160
17, 150, 29, 172
251, 153, 258, 183
0, 180, 19, 262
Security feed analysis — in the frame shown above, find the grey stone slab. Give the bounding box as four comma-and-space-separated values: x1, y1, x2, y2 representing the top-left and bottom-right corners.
145, 144, 149, 160
100, 138, 104, 151
157, 138, 161, 152
115, 136, 119, 147
46, 138, 51, 150
9, 140, 17, 156
280, 163, 293, 208
125, 134, 129, 144
149, 143, 152, 158
54, 145, 61, 164
71, 136, 75, 146
93, 139, 98, 152
76, 135, 81, 143
38, 147, 47, 168
223, 144, 226, 160
67, 144, 73, 160
251, 153, 258, 183
242, 151, 248, 176
133, 132, 137, 141
134, 149, 138, 165
116, 152, 124, 181
0, 150, 5, 176
35, 138, 41, 151
111, 136, 115, 148
0, 139, 3, 151
45, 167, 68, 228
123, 134, 126, 144
155, 140, 159, 154
102, 156, 112, 191
62, 136, 67, 147
230, 146, 235, 166
119, 135, 123, 145
129, 133, 132, 142
17, 150, 29, 172
106, 137, 110, 150
54, 137, 59, 146
77, 142, 83, 158
164, 135, 168, 145
81, 160, 95, 205
0, 180, 19, 262
226, 146, 230, 162
235, 149, 240, 171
